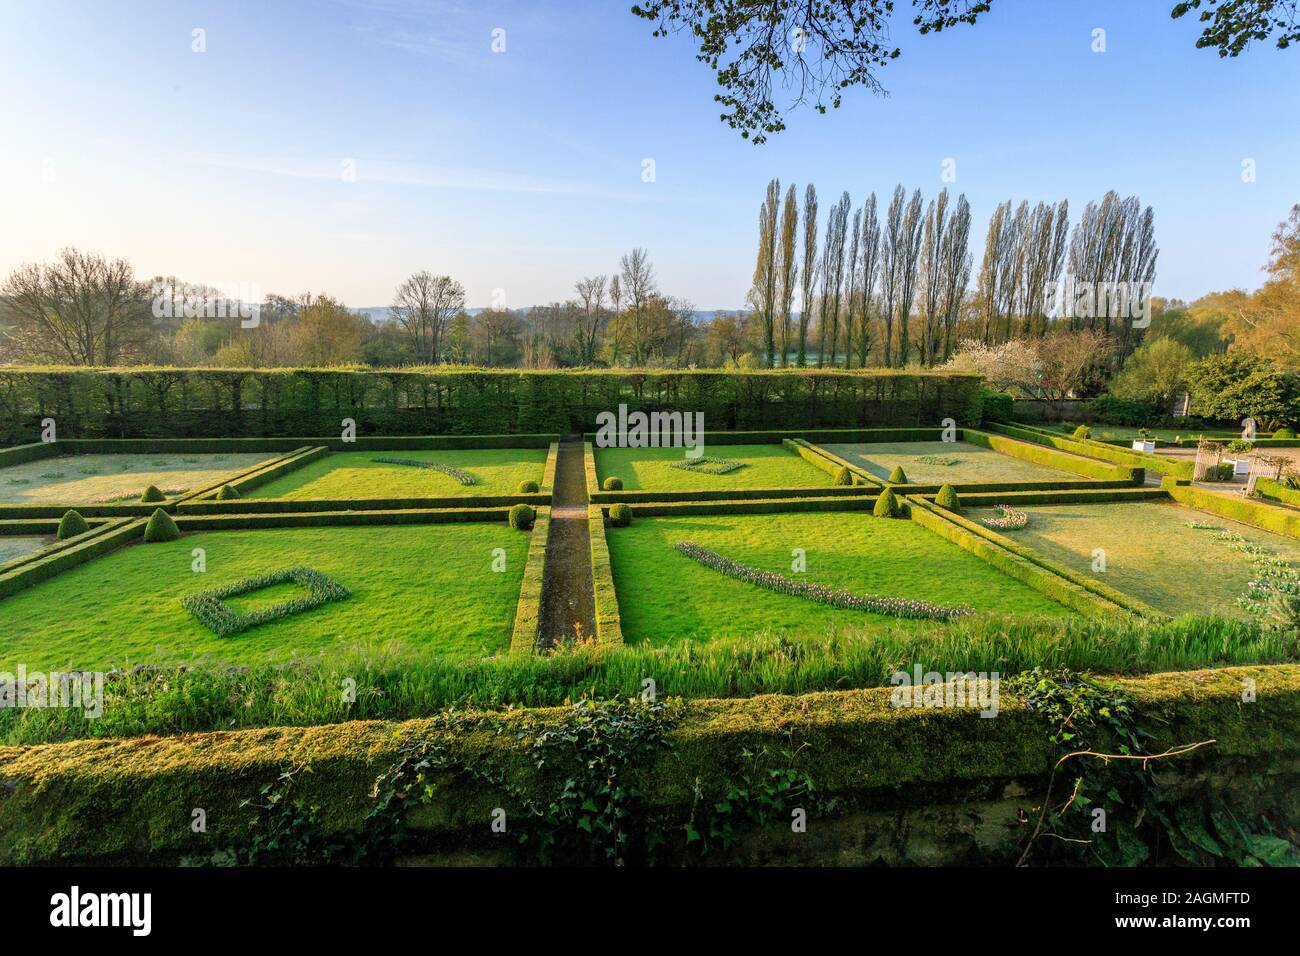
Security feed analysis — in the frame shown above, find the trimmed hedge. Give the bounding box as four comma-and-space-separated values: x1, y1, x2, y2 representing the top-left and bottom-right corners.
953, 488, 1168, 507
0, 518, 145, 600
517, 480, 539, 494
1256, 478, 1300, 508
613, 496, 880, 518
602, 476, 623, 491
608, 503, 632, 527
179, 493, 551, 514
983, 422, 1192, 479
1163, 479, 1300, 539
0, 368, 983, 440
873, 487, 902, 517
935, 485, 961, 511
509, 507, 551, 655
140, 484, 166, 503
589, 484, 872, 505
587, 504, 624, 646
963, 427, 1142, 482
3, 664, 1295, 865
216, 484, 241, 500
172, 508, 512, 531
181, 446, 326, 501
890, 478, 1136, 495
0, 442, 59, 468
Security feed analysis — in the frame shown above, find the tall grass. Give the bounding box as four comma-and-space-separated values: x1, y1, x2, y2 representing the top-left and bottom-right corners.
3, 613, 1294, 746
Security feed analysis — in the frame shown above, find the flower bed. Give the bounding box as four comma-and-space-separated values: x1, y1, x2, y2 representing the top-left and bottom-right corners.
673, 541, 973, 621
179, 566, 352, 636
982, 504, 1029, 530
370, 458, 477, 485
667, 456, 746, 475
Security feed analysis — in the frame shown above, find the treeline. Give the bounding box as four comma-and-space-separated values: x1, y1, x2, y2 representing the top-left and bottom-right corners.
747, 180, 1158, 369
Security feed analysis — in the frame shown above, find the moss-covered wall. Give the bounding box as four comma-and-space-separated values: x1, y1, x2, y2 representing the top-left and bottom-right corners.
2, 664, 1297, 865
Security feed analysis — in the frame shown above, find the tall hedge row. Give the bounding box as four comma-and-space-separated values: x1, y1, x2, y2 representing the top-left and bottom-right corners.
0, 367, 983, 441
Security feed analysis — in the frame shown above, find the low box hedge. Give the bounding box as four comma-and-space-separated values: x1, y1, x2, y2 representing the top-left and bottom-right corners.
1255, 478, 1300, 508
0, 518, 145, 600
954, 487, 1169, 507
47, 434, 558, 453
3, 663, 1295, 864
0, 501, 168, 520
541, 443, 559, 491
180, 445, 325, 501
891, 478, 1136, 495
179, 492, 551, 514
172, 507, 512, 531
509, 507, 551, 655
589, 484, 871, 504
983, 422, 1192, 479
607, 495, 881, 518
0, 516, 134, 575
588, 504, 624, 646
0, 442, 60, 468
962, 428, 1142, 482
1162, 479, 1300, 539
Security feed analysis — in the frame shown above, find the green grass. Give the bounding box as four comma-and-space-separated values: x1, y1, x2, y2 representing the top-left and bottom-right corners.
605, 512, 1070, 646
1035, 424, 1242, 443
982, 500, 1300, 617
0, 524, 529, 670
250, 448, 549, 499
4, 614, 1291, 746
0, 535, 52, 565
594, 444, 833, 491
0, 453, 275, 505
824, 441, 1082, 484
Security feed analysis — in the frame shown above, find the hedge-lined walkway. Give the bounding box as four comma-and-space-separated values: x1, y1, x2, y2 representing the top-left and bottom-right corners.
539, 440, 596, 647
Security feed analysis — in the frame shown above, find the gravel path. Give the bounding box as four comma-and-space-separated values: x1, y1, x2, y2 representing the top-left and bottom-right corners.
539, 440, 597, 647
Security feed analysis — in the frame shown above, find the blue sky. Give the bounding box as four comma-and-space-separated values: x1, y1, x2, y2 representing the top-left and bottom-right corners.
1, 0, 1297, 309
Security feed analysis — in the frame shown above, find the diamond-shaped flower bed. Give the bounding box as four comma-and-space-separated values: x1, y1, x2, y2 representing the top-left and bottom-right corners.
370, 457, 478, 485
668, 456, 746, 475
180, 566, 351, 636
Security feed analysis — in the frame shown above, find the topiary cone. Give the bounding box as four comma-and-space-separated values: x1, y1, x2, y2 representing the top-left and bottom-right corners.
935, 484, 961, 511
873, 487, 901, 518
143, 508, 180, 543
216, 484, 241, 500
57, 509, 90, 540
833, 465, 853, 486
887, 466, 908, 484
140, 484, 166, 503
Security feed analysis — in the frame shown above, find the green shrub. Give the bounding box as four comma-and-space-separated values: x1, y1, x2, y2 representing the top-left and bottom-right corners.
608, 503, 633, 527
216, 484, 241, 500
886, 466, 908, 484
508, 503, 535, 531
833, 465, 853, 486
602, 476, 623, 491
143, 508, 180, 543
1206, 463, 1236, 482
980, 389, 1014, 423
140, 485, 166, 503
517, 480, 539, 494
56, 510, 90, 540
873, 487, 901, 518
935, 484, 961, 511
1072, 424, 1091, 439
1274, 427, 1296, 440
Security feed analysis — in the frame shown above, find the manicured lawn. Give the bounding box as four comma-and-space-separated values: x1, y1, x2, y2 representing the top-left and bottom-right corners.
0, 523, 530, 670
0, 453, 276, 505
823, 441, 1081, 484
594, 444, 833, 491
606, 512, 1070, 646
980, 500, 1300, 616
0, 535, 51, 565
250, 448, 550, 499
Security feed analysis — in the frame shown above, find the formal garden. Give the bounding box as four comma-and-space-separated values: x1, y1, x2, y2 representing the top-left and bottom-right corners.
2, 368, 1299, 866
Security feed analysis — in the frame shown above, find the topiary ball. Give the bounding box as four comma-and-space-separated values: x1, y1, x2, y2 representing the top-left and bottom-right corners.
873, 487, 901, 518
56, 509, 90, 540
508, 503, 535, 531
216, 484, 241, 500
517, 479, 540, 494
935, 484, 961, 511
1275, 427, 1296, 440
833, 465, 853, 486
887, 466, 908, 484
602, 476, 623, 491
608, 503, 632, 527
1072, 425, 1091, 439
143, 508, 180, 543
140, 484, 166, 503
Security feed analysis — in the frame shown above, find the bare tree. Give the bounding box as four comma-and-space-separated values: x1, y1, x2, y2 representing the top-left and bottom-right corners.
750, 178, 782, 367
390, 271, 466, 364
938, 193, 973, 363
918, 189, 950, 367
817, 192, 851, 366
796, 184, 819, 366
842, 206, 862, 368
776, 184, 799, 367
856, 192, 881, 367
893, 188, 924, 366
573, 275, 608, 365
619, 247, 657, 366
1, 248, 153, 365
879, 185, 905, 367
